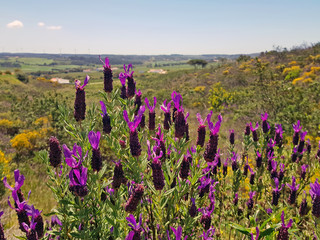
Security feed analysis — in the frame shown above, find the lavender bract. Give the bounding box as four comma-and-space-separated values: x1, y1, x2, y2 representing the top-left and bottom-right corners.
74, 75, 89, 122
88, 131, 102, 172
48, 136, 62, 167
161, 99, 172, 130
310, 179, 320, 218
100, 101, 112, 134
99, 56, 113, 93
145, 97, 156, 131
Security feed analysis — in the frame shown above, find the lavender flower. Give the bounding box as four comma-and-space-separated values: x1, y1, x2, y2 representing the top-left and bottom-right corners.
291, 147, 298, 163
229, 129, 235, 145
155, 125, 166, 159
279, 163, 285, 182
200, 228, 215, 240
88, 131, 102, 172
250, 122, 259, 142
167, 226, 188, 240
69, 166, 88, 197
122, 64, 135, 98
3, 169, 25, 202
300, 164, 308, 180
299, 191, 309, 216
99, 56, 113, 92
199, 208, 213, 230
27, 205, 43, 238
277, 211, 293, 240
233, 193, 238, 206
203, 113, 222, 162
272, 178, 283, 206
274, 124, 283, 147
198, 175, 211, 197
231, 152, 238, 171
249, 166, 255, 185
125, 184, 144, 213
112, 160, 127, 189
22, 218, 38, 240
255, 150, 262, 168
243, 157, 249, 176
172, 91, 186, 139
179, 155, 190, 179
134, 90, 142, 114
100, 101, 112, 134
74, 75, 89, 122
298, 131, 307, 153
250, 227, 260, 240
195, 113, 207, 147
261, 112, 270, 133
267, 139, 275, 156
189, 198, 197, 217
0, 211, 6, 240
51, 215, 62, 228
292, 120, 302, 145
310, 179, 320, 218
244, 123, 250, 136
151, 152, 165, 190
161, 99, 172, 130
119, 72, 127, 99
126, 214, 143, 240
123, 106, 146, 157
287, 176, 299, 205
270, 160, 278, 179
246, 191, 256, 210
145, 97, 157, 131
48, 136, 62, 167
63, 143, 88, 169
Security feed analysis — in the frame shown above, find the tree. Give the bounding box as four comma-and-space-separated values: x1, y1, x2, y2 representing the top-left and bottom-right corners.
187, 59, 208, 69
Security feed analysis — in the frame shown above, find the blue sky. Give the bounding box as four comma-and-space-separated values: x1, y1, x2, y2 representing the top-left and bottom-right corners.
1, 0, 320, 55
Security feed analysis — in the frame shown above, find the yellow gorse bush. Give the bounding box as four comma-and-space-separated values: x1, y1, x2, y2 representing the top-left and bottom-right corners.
0, 150, 11, 180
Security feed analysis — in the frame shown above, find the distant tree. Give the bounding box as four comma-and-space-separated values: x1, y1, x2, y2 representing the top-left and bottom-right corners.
16, 73, 28, 83
236, 55, 251, 63
187, 59, 208, 69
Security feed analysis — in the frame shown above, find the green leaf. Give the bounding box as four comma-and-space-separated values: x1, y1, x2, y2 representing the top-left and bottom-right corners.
229, 223, 250, 236
259, 227, 275, 238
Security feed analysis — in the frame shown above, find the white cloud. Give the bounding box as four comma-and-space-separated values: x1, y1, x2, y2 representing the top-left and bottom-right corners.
6, 20, 23, 29
38, 22, 45, 27
47, 26, 62, 30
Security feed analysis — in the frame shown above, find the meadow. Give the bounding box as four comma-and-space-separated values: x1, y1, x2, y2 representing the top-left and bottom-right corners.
0, 44, 320, 239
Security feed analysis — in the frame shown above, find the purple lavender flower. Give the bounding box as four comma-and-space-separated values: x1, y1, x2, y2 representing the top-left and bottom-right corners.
100, 101, 112, 134
99, 56, 113, 93
69, 166, 88, 197
161, 99, 172, 130
255, 150, 262, 168
274, 124, 283, 147
261, 112, 270, 133
250, 227, 260, 240
300, 164, 308, 180
145, 97, 157, 131
310, 179, 320, 218
267, 139, 275, 156
119, 72, 127, 99
51, 215, 62, 228
63, 143, 88, 169
172, 91, 186, 139
189, 198, 197, 217
125, 184, 144, 213
167, 225, 188, 240
223, 159, 228, 176
233, 193, 239, 205
122, 64, 135, 98
88, 131, 102, 172
298, 131, 307, 153
151, 152, 165, 190
134, 90, 142, 114
267, 151, 276, 171
0, 211, 6, 240
48, 136, 62, 167
74, 75, 89, 122
292, 120, 302, 145
179, 155, 190, 179
243, 157, 249, 176
126, 214, 143, 240
231, 152, 238, 171
27, 205, 43, 238
279, 163, 285, 182
196, 113, 207, 147
154, 125, 166, 160
287, 176, 300, 205
123, 106, 146, 157
306, 139, 311, 154
270, 160, 278, 179
203, 113, 222, 162
244, 123, 250, 136
277, 211, 293, 240
3, 169, 25, 202
8, 190, 31, 233
249, 166, 255, 185
272, 178, 284, 206
22, 218, 38, 240
200, 227, 215, 240
267, 208, 273, 214
229, 129, 235, 145
291, 147, 298, 163
198, 175, 212, 197
250, 122, 259, 142
112, 160, 126, 189
299, 191, 309, 216
199, 208, 213, 230
246, 191, 256, 210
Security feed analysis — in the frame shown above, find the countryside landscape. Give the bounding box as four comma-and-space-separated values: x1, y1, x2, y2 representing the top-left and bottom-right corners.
1, 1, 320, 239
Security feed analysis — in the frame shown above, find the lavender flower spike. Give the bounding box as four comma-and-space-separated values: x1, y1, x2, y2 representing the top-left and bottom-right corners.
27, 205, 44, 238
99, 56, 113, 92
292, 120, 302, 145
287, 176, 300, 205
125, 214, 143, 240
3, 169, 25, 193
100, 101, 112, 134
161, 99, 172, 130
69, 166, 88, 197
200, 228, 215, 240
49, 136, 62, 167
145, 97, 157, 131
123, 106, 146, 157
22, 218, 38, 240
272, 178, 284, 206
167, 225, 188, 240
74, 75, 89, 121
151, 151, 165, 190
250, 122, 259, 142
0, 212, 5, 240
277, 211, 293, 240
88, 131, 102, 172
196, 113, 207, 147
310, 178, 320, 218
124, 64, 136, 98
63, 143, 88, 169
246, 191, 256, 210
119, 72, 127, 99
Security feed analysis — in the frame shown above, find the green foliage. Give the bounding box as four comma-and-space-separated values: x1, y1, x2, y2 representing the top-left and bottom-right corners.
208, 82, 233, 112
16, 73, 29, 83
187, 59, 208, 69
